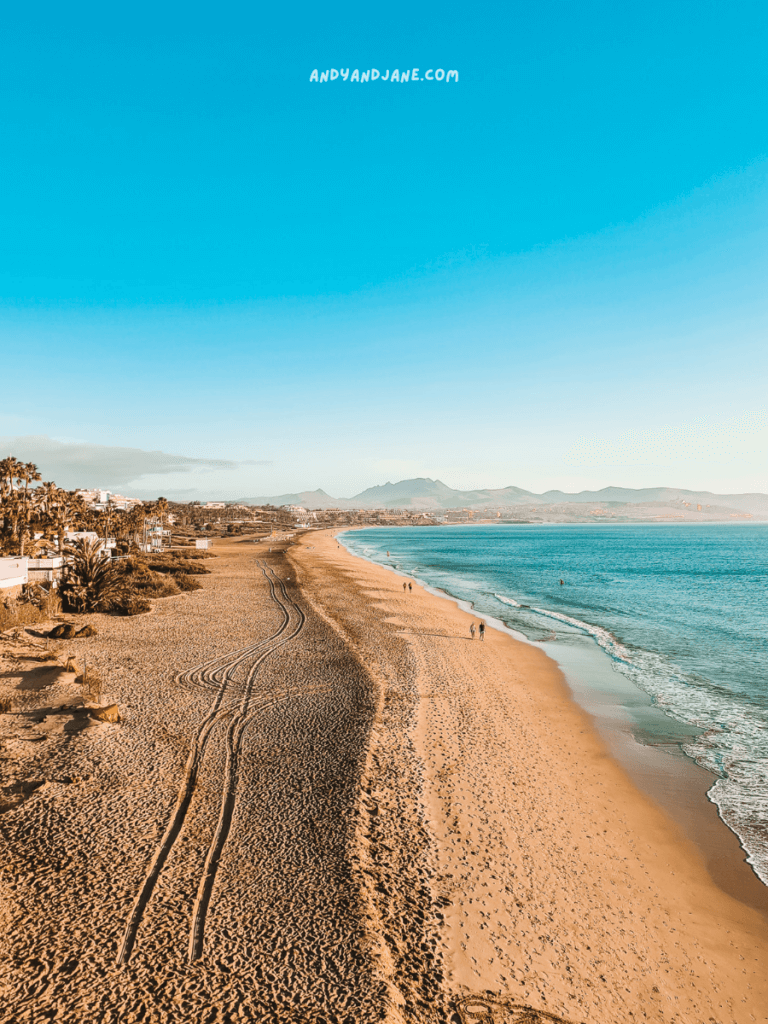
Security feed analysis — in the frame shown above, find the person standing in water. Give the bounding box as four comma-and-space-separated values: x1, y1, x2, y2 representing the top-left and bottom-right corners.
470, 623, 476, 640
479, 622, 485, 641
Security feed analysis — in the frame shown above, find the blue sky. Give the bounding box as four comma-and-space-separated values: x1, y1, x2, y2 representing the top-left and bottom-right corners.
1, 0, 767, 498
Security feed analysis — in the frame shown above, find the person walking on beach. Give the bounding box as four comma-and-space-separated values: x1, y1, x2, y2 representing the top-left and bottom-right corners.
408, 581, 412, 592
470, 623, 476, 640
403, 582, 407, 592
479, 622, 485, 641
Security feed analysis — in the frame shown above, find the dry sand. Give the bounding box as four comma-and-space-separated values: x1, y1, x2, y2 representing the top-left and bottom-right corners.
0, 532, 766, 1024
0, 540, 385, 1023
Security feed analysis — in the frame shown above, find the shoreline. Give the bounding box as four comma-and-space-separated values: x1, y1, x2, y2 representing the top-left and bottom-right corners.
290, 528, 768, 1020
338, 524, 768, 917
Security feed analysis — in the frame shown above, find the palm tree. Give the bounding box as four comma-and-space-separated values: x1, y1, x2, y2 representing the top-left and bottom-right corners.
0, 493, 21, 556
62, 537, 124, 612
35, 481, 60, 538
36, 483, 69, 553
18, 462, 42, 556
0, 457, 24, 554
35, 487, 89, 553
0, 457, 25, 502
145, 497, 170, 551
122, 503, 146, 551
0, 458, 41, 556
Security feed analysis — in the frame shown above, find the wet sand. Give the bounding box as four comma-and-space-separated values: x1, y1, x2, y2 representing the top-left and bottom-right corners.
1, 533, 767, 1024
585, 691, 768, 917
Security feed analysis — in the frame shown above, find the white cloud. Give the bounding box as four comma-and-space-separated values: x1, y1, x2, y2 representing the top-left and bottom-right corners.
0, 435, 248, 491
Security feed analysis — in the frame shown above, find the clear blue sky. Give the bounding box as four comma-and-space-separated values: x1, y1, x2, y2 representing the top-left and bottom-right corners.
2, 0, 767, 498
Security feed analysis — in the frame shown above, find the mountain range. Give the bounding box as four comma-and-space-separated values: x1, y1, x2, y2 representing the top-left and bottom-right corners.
238, 478, 768, 515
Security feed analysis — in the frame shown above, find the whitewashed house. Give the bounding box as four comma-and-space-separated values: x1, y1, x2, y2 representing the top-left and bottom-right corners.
75, 489, 141, 511
27, 556, 65, 586
0, 557, 28, 598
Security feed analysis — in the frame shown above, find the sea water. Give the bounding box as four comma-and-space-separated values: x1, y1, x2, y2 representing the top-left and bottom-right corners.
342, 523, 768, 886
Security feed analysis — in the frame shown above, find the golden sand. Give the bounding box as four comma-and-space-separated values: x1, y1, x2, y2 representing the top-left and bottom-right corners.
1, 532, 766, 1023
289, 529, 768, 1023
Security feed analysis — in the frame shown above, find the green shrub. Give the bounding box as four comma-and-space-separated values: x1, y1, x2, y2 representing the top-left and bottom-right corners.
146, 555, 210, 575
120, 559, 180, 598
173, 573, 203, 592
172, 561, 209, 575
108, 595, 151, 616
0, 599, 46, 631
139, 573, 179, 598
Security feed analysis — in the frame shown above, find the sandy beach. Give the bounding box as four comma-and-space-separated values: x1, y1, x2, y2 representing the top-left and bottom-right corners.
1, 531, 767, 1023
1, 539, 385, 1023
288, 530, 768, 1023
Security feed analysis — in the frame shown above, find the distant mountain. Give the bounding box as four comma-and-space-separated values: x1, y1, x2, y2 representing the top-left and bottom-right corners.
237, 478, 768, 516
350, 478, 480, 506
235, 488, 336, 507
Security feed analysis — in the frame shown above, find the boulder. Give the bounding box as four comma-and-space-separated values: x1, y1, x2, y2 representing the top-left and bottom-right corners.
76, 625, 98, 637
88, 704, 120, 724
49, 623, 77, 639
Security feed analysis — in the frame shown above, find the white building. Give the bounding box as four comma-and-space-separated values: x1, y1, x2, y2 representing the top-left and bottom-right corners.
75, 489, 141, 511
27, 556, 64, 585
283, 505, 318, 527
0, 557, 28, 597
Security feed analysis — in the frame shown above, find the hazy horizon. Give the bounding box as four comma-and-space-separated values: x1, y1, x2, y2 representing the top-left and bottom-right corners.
2, 434, 767, 506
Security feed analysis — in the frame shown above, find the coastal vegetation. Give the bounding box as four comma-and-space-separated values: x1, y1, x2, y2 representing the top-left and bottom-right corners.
0, 455, 207, 621
0, 456, 167, 558
56, 541, 209, 616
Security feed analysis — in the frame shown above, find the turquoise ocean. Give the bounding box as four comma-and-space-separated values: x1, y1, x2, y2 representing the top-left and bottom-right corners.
341, 523, 768, 887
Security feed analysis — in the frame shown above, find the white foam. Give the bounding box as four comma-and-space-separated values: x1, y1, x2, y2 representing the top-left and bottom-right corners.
494, 593, 521, 607
530, 606, 633, 664
524, 604, 768, 883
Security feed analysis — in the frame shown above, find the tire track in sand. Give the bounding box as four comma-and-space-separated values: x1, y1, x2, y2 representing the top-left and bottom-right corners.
188, 568, 307, 961
116, 561, 296, 966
